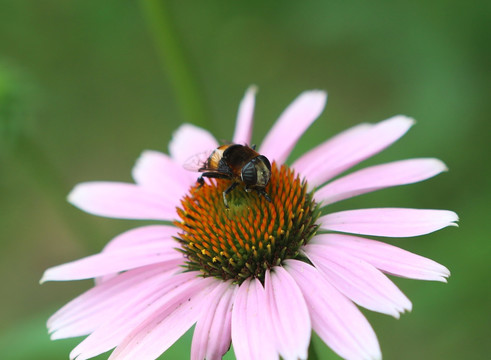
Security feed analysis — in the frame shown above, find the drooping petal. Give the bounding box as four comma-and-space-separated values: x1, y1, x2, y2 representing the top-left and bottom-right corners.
168, 123, 219, 166
285, 260, 381, 360
67, 182, 177, 221
41, 241, 182, 282
232, 86, 257, 145
312, 234, 450, 282
231, 278, 277, 360
259, 91, 327, 164
100, 225, 178, 253
91, 225, 179, 285
48, 265, 175, 340
70, 272, 205, 360
293, 115, 415, 189
319, 208, 459, 237
191, 281, 237, 360
132, 150, 194, 198
292, 122, 373, 178
304, 244, 411, 318
107, 277, 217, 360
265, 267, 310, 360
315, 158, 448, 206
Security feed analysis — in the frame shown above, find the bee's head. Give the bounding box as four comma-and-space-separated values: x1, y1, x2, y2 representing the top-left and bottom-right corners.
241, 155, 271, 188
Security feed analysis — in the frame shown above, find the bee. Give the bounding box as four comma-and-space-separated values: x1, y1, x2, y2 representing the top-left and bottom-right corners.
184, 144, 272, 208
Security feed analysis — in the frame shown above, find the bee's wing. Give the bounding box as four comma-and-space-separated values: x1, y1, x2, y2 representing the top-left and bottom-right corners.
183, 150, 213, 172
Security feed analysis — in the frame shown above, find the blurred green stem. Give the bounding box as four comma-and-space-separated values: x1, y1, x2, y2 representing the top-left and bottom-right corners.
140, 0, 209, 126
13, 134, 102, 249
308, 339, 319, 360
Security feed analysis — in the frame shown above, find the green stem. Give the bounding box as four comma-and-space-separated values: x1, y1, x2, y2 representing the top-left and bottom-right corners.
140, 0, 209, 126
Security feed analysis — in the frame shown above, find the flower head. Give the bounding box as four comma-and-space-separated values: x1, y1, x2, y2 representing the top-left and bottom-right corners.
42, 87, 457, 360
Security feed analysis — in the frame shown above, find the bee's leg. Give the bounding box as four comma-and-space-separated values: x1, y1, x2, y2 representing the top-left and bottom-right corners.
258, 189, 272, 203
198, 173, 227, 189
199, 172, 232, 189
223, 182, 239, 209
251, 144, 257, 150
201, 172, 231, 180
197, 176, 205, 188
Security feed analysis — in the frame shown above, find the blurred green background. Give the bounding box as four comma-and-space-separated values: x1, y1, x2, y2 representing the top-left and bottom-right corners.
0, 0, 489, 359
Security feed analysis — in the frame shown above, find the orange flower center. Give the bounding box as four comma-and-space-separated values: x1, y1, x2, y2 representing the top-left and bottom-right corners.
174, 163, 320, 284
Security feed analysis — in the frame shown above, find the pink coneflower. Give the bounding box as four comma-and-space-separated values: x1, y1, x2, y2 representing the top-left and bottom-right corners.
42, 87, 457, 360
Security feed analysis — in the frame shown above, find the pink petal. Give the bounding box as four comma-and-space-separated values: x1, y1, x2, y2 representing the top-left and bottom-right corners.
48, 265, 175, 340
319, 208, 459, 237
68, 182, 177, 221
285, 259, 381, 360
231, 278, 277, 360
259, 91, 327, 164
191, 281, 237, 360
107, 277, 217, 360
315, 158, 447, 206
41, 240, 182, 282
70, 271, 203, 360
265, 267, 311, 360
168, 123, 219, 166
293, 115, 415, 188
232, 86, 257, 145
132, 150, 194, 198
312, 234, 450, 282
304, 244, 411, 318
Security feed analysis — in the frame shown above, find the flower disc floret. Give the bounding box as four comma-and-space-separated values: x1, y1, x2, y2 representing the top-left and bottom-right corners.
175, 163, 320, 284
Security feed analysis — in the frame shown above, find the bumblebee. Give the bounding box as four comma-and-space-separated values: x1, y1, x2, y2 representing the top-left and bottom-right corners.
184, 144, 272, 208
